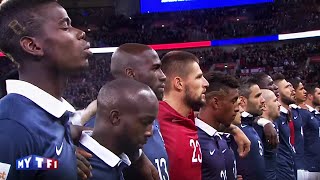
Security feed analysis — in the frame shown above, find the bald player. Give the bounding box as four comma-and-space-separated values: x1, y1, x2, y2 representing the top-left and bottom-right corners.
84, 43, 168, 179
254, 73, 279, 149
79, 79, 158, 180
254, 89, 280, 180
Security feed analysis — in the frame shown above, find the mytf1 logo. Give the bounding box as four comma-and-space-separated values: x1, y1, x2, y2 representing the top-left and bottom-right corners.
16, 155, 58, 170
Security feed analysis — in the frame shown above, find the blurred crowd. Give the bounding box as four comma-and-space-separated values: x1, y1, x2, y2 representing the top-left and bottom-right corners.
67, 0, 320, 47
1, 40, 319, 109
1, 1, 319, 109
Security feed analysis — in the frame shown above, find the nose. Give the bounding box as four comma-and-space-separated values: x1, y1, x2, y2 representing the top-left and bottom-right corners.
76, 28, 86, 40
234, 104, 240, 113
159, 69, 166, 82
203, 77, 209, 88
145, 124, 153, 138
261, 96, 266, 105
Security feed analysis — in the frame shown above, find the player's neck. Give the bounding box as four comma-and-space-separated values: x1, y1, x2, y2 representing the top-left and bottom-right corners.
163, 96, 191, 117
305, 100, 315, 109
296, 100, 305, 107
198, 110, 220, 130
19, 67, 68, 100
92, 130, 122, 156
261, 113, 273, 122
279, 99, 289, 110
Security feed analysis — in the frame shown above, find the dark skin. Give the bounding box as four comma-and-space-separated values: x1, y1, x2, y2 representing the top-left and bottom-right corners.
91, 80, 158, 180
77, 44, 164, 180
200, 88, 250, 158
199, 88, 239, 129
13, 2, 93, 179
92, 84, 157, 155
112, 44, 164, 180
19, 3, 91, 99
111, 43, 166, 101
257, 76, 279, 149
198, 88, 243, 180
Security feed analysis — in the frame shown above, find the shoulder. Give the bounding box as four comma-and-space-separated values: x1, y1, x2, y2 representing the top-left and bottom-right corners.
0, 119, 40, 167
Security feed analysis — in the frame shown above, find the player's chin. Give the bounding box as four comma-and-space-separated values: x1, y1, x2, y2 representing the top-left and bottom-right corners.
223, 121, 232, 128
136, 143, 145, 149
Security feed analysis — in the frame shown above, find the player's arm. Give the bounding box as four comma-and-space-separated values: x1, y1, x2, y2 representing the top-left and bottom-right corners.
0, 120, 38, 180
124, 150, 160, 180
255, 118, 278, 149
69, 125, 94, 180
80, 100, 97, 125
220, 124, 251, 158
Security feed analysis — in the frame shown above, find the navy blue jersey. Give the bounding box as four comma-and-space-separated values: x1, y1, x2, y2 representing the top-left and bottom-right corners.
0, 80, 77, 180
302, 108, 320, 172
234, 113, 265, 180
290, 105, 305, 170
79, 132, 130, 180
220, 133, 237, 180
274, 107, 296, 180
196, 118, 236, 180
85, 116, 170, 178
254, 119, 278, 180
143, 120, 170, 180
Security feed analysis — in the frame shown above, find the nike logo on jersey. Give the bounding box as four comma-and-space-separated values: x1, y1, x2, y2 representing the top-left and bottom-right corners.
282, 121, 286, 125
240, 124, 247, 128
222, 149, 227, 154
294, 116, 298, 120
56, 142, 64, 156
210, 150, 216, 155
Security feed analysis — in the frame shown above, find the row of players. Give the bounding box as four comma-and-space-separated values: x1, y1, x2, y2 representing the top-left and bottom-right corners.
1, 1, 320, 180
0, 1, 251, 180
73, 44, 320, 180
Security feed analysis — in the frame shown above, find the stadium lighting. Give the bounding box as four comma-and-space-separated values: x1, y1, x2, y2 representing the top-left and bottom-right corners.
1, 30, 320, 57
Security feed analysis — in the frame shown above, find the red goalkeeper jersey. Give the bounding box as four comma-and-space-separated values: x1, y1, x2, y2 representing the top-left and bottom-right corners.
158, 101, 202, 180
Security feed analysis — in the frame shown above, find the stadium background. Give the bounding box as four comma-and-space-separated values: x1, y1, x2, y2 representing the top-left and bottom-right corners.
0, 0, 319, 109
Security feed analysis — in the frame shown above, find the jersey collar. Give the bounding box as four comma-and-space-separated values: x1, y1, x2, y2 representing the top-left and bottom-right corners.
80, 131, 131, 167
6, 80, 75, 118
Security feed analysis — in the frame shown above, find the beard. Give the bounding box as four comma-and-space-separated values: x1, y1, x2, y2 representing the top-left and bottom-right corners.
184, 86, 205, 111
280, 93, 296, 106
313, 99, 320, 107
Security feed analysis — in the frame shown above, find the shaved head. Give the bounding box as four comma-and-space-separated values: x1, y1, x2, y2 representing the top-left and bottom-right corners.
110, 43, 157, 78
95, 78, 159, 153
261, 89, 276, 103
261, 89, 280, 120
110, 43, 166, 100
96, 78, 158, 119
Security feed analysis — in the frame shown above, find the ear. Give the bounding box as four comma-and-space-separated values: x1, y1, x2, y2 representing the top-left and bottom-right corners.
307, 94, 313, 101
239, 96, 247, 107
20, 36, 44, 57
209, 97, 219, 109
109, 109, 121, 126
125, 68, 135, 78
173, 77, 183, 91
262, 102, 267, 112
